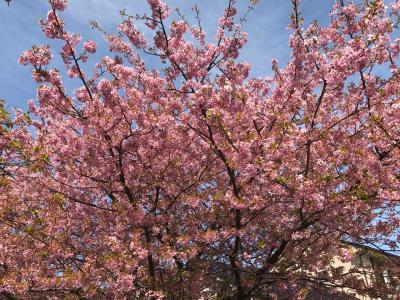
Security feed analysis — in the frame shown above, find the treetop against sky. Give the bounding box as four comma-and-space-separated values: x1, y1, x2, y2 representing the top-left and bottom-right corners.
0, 0, 335, 109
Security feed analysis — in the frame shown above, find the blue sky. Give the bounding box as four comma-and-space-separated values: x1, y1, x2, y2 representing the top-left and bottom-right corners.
0, 0, 335, 110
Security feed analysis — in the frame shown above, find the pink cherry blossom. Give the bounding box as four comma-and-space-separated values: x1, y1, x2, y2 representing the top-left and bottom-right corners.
83, 40, 97, 54
3, 0, 400, 299
18, 45, 51, 66
50, 0, 68, 11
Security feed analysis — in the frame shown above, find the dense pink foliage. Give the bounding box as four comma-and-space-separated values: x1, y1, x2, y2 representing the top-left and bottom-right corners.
1, 0, 400, 298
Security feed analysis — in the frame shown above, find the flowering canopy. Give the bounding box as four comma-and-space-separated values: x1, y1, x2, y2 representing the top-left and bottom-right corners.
1, 0, 400, 298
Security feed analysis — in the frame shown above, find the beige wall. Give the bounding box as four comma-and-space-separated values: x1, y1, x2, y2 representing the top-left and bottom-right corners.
330, 245, 392, 300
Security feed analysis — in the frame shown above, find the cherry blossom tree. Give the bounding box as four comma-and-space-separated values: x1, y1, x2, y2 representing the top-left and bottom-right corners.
1, 0, 400, 298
